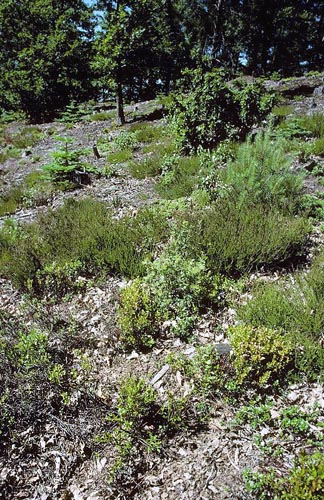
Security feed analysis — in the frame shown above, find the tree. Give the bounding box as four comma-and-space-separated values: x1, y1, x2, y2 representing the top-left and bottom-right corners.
93, 0, 188, 124
0, 0, 94, 121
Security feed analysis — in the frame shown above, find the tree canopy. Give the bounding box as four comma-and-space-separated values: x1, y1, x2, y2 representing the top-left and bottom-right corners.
0, 0, 323, 121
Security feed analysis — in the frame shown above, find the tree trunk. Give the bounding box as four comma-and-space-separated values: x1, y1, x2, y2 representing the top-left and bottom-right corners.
116, 79, 125, 125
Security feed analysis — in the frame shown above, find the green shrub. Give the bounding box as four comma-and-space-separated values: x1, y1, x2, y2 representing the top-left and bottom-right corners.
0, 198, 168, 292
88, 110, 115, 121
299, 193, 324, 220
114, 131, 138, 151
42, 137, 98, 185
156, 154, 201, 199
3, 125, 43, 149
34, 260, 86, 298
309, 137, 324, 156
222, 131, 304, 210
59, 100, 90, 123
170, 69, 275, 153
229, 324, 294, 387
299, 113, 324, 139
245, 452, 324, 499
129, 139, 176, 179
275, 117, 310, 140
118, 238, 229, 346
129, 122, 162, 143
118, 279, 157, 349
188, 199, 310, 275
238, 255, 324, 379
168, 344, 223, 397
99, 375, 202, 482
106, 149, 132, 164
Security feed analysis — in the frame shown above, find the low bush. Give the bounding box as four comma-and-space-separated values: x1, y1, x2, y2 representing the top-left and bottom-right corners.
118, 238, 230, 347
98, 375, 204, 483
42, 137, 98, 185
229, 324, 295, 388
118, 279, 157, 349
299, 113, 324, 139
188, 199, 310, 275
170, 69, 275, 153
156, 154, 201, 199
168, 344, 223, 397
129, 122, 163, 143
113, 131, 138, 151
245, 452, 324, 499
238, 252, 324, 379
222, 131, 304, 210
0, 198, 168, 292
129, 139, 176, 179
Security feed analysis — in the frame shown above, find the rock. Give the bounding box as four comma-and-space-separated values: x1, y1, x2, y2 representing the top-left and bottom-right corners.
313, 85, 324, 97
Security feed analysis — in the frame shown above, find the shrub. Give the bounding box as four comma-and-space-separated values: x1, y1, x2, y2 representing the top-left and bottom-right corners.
299, 113, 324, 139
118, 279, 157, 349
59, 100, 90, 123
245, 452, 324, 499
156, 154, 201, 199
228, 324, 294, 388
42, 137, 99, 185
170, 69, 275, 153
88, 110, 115, 121
117, 238, 229, 347
188, 199, 310, 275
168, 344, 223, 397
113, 131, 137, 151
222, 131, 304, 210
238, 253, 324, 379
129, 122, 162, 143
129, 138, 176, 179
0, 198, 168, 292
3, 125, 43, 149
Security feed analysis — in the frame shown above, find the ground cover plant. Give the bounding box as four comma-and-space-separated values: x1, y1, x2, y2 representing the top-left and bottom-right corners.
0, 197, 169, 294
1, 79, 324, 500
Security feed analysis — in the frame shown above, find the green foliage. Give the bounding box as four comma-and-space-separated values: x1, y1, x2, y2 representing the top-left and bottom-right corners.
129, 122, 163, 144
129, 139, 176, 179
0, 198, 168, 292
88, 110, 115, 121
118, 279, 157, 350
34, 260, 86, 299
188, 199, 310, 275
0, 171, 54, 216
59, 101, 91, 124
299, 114, 324, 139
15, 329, 48, 368
0, 0, 94, 120
42, 137, 98, 185
238, 253, 324, 379
170, 69, 275, 153
299, 193, 324, 221
245, 452, 324, 499
99, 376, 191, 480
308, 138, 324, 156
229, 324, 294, 388
2, 125, 43, 149
272, 105, 294, 118
157, 154, 201, 199
222, 131, 304, 210
168, 344, 223, 397
118, 233, 230, 347
113, 131, 138, 151
234, 399, 273, 429
106, 149, 133, 165
275, 118, 310, 140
